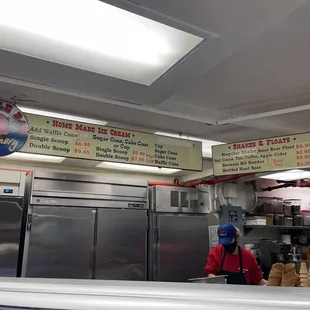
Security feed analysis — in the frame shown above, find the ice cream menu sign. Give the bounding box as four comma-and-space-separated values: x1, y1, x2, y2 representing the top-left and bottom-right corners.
212, 133, 310, 176
0, 106, 202, 171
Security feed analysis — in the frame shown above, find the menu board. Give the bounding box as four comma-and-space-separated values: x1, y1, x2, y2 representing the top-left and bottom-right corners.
212, 133, 310, 176
18, 114, 203, 171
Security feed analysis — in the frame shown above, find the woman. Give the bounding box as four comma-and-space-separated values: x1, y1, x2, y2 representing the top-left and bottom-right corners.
204, 223, 267, 285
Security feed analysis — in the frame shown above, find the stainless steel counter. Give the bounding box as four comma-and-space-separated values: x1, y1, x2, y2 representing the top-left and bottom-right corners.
0, 278, 309, 310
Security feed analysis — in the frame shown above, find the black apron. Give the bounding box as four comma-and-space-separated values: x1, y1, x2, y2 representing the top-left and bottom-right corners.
219, 246, 247, 285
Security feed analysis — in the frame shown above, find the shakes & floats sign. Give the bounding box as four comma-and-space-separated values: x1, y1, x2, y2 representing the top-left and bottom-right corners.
213, 133, 310, 176
0, 102, 29, 156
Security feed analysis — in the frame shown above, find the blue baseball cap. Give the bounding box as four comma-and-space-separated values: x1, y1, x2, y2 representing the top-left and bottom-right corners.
218, 223, 237, 245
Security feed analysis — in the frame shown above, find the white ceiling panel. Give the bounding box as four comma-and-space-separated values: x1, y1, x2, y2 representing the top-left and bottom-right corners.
178, 0, 310, 110
117, 0, 306, 106
0, 0, 302, 107
0, 0, 204, 86
0, 0, 309, 147
0, 81, 211, 136
254, 110, 310, 134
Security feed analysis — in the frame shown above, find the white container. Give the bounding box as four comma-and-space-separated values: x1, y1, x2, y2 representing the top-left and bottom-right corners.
302, 211, 310, 226
281, 234, 291, 244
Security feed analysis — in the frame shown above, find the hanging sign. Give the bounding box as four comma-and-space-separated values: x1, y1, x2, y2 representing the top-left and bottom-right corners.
0, 102, 29, 157
212, 133, 310, 176
4, 113, 202, 171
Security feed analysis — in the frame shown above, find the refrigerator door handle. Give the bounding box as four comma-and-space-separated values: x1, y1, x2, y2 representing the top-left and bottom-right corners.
154, 227, 160, 280
26, 214, 32, 231
154, 227, 159, 243
89, 250, 93, 269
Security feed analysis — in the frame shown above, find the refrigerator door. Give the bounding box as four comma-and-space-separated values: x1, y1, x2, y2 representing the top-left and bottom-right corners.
95, 208, 147, 280
0, 197, 23, 277
154, 214, 209, 282
25, 206, 95, 279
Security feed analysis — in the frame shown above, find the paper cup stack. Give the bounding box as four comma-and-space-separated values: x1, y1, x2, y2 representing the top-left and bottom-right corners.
267, 263, 302, 287
299, 261, 309, 287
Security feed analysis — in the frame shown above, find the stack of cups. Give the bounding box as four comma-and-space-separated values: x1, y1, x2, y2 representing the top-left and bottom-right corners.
282, 264, 299, 287
267, 263, 283, 286
267, 263, 302, 287
299, 261, 309, 287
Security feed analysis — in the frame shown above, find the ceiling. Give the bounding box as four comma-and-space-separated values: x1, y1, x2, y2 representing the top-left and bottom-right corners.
0, 0, 310, 145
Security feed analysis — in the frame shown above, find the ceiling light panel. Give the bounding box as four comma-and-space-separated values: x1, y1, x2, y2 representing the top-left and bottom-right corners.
155, 132, 223, 158
97, 162, 180, 174
260, 169, 310, 181
0, 0, 203, 85
2, 153, 66, 163
18, 106, 108, 126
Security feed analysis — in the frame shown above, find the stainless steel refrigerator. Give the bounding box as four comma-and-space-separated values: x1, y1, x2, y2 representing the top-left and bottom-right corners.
148, 186, 210, 282
21, 172, 148, 281
0, 171, 26, 277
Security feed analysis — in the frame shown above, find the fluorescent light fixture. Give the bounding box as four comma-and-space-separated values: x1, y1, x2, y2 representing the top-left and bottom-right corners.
155, 131, 223, 158
97, 162, 180, 174
0, 0, 203, 85
260, 169, 310, 181
3, 153, 66, 163
18, 106, 108, 126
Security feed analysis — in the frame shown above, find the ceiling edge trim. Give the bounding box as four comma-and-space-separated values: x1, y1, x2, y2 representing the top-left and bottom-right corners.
218, 104, 310, 125
102, 0, 219, 39
0, 75, 217, 125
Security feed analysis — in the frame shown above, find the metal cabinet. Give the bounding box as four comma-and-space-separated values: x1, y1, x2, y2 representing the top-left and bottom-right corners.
148, 186, 210, 282
95, 208, 147, 280
150, 214, 209, 282
20, 172, 149, 280
23, 207, 148, 280
24, 206, 95, 279
0, 197, 23, 277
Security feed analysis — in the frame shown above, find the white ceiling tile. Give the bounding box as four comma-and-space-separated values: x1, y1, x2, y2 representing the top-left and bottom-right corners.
0, 0, 308, 146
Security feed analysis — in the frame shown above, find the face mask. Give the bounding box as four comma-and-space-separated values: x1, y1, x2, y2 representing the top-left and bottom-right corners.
223, 241, 237, 253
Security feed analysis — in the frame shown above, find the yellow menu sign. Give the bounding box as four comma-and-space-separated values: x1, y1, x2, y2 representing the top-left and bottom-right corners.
212, 133, 310, 176
18, 114, 203, 171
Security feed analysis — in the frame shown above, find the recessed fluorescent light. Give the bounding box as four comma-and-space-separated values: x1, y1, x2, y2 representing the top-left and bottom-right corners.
18, 106, 108, 126
97, 162, 180, 174
0, 0, 203, 85
3, 153, 66, 163
260, 169, 310, 181
155, 131, 223, 158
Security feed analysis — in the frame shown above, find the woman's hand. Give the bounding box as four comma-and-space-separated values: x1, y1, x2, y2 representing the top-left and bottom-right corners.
259, 279, 268, 286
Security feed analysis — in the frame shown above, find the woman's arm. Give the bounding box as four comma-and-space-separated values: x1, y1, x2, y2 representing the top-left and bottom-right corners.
204, 247, 220, 276
249, 254, 265, 285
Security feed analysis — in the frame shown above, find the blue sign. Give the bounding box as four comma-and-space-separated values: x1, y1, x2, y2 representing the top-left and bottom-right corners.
0, 102, 29, 157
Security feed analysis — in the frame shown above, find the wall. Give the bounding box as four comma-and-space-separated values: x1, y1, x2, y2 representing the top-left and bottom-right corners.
181, 159, 213, 182
211, 181, 256, 212
0, 160, 175, 183
200, 177, 310, 246
217, 178, 310, 211
258, 179, 310, 210
230, 178, 310, 245
244, 227, 281, 244
0, 158, 214, 184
